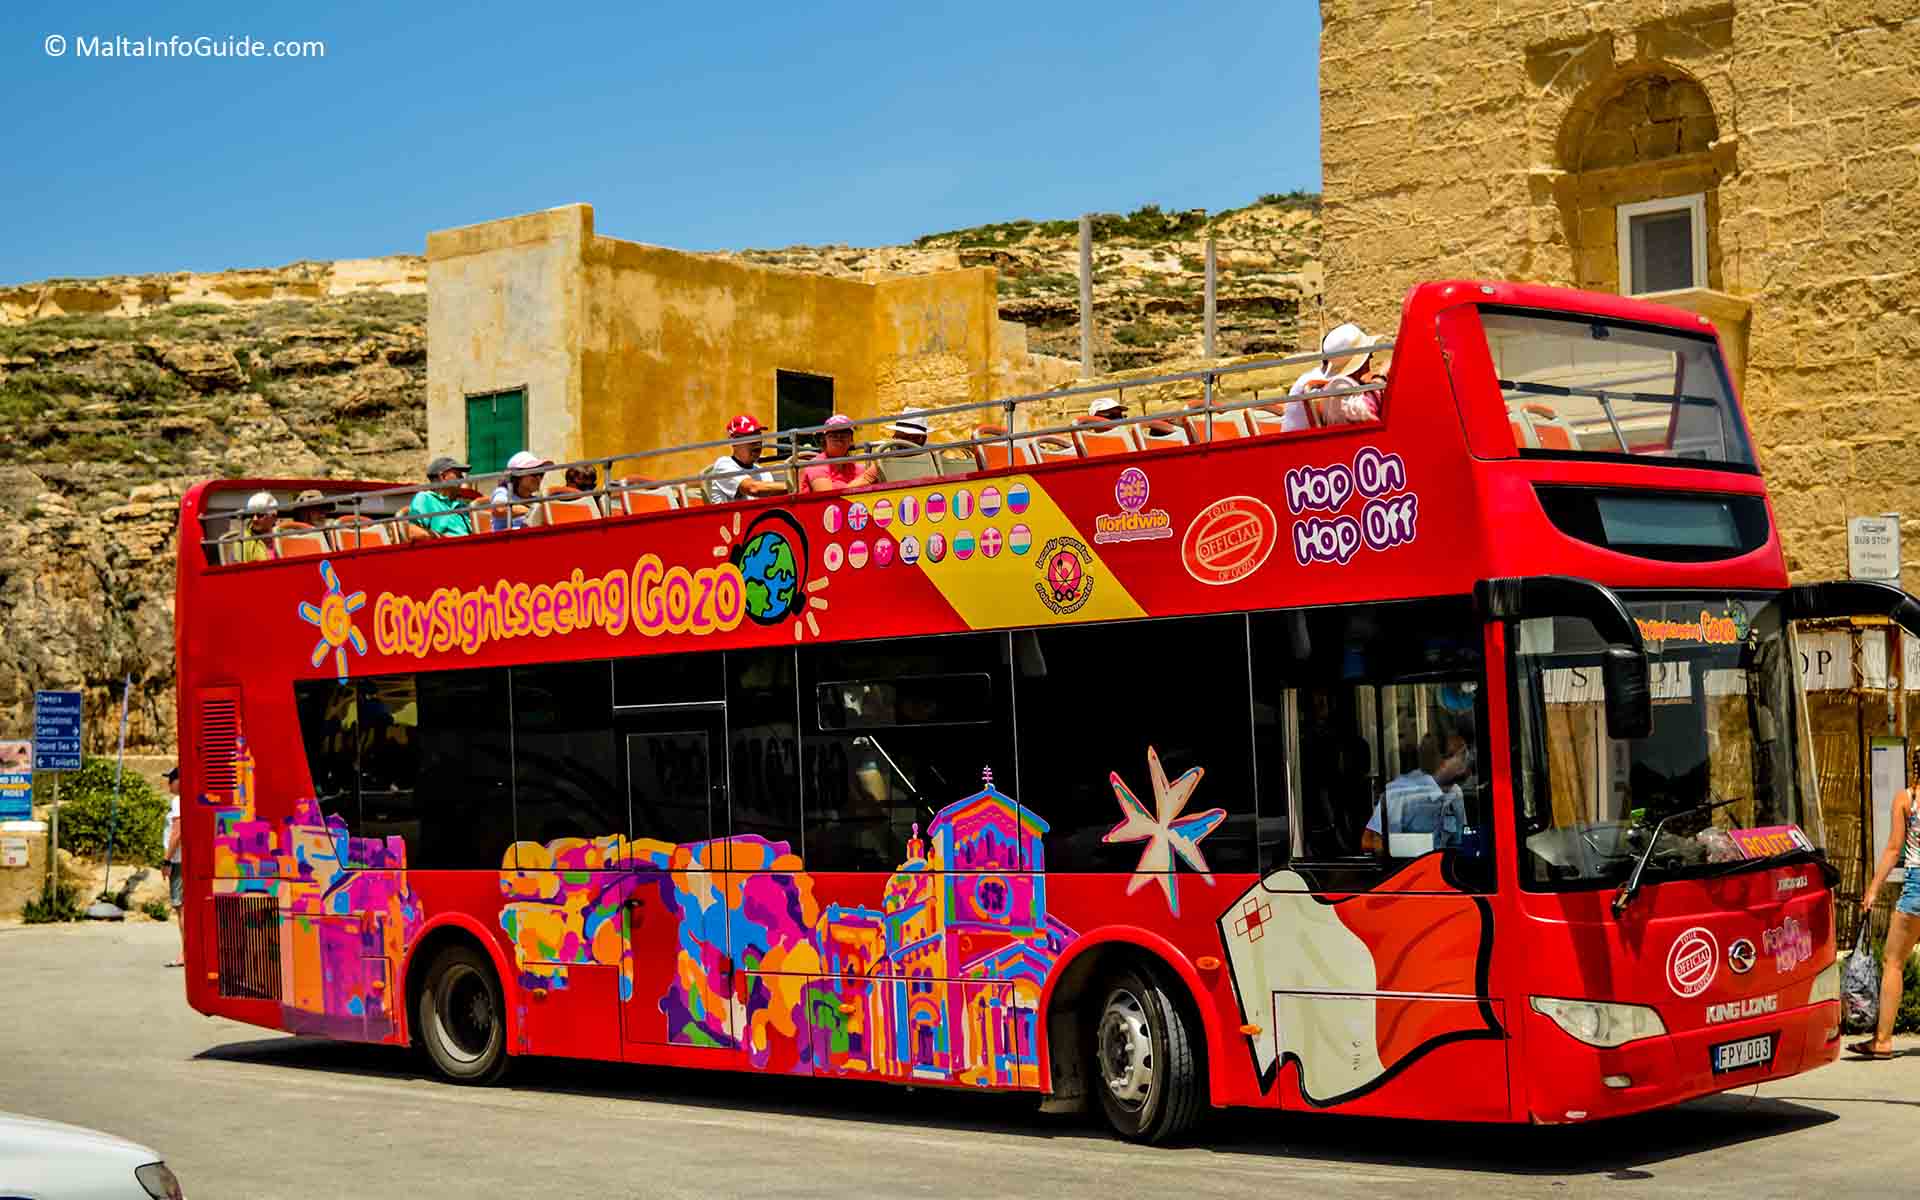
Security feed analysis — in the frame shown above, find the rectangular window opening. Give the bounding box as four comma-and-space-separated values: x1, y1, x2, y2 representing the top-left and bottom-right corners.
1616, 194, 1706, 296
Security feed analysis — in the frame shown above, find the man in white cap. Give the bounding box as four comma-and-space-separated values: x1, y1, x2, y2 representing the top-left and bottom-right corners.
1089, 396, 1127, 423
490, 450, 552, 531
888, 409, 931, 447
235, 491, 280, 562
1288, 323, 1386, 427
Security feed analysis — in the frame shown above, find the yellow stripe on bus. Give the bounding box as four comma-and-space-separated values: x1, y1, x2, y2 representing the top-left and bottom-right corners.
894, 474, 1145, 629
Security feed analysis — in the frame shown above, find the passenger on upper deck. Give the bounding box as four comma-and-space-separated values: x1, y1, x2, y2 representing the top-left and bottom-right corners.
707, 414, 788, 503
490, 451, 550, 531
1288, 323, 1388, 428
411, 455, 473, 538
287, 488, 332, 527
1089, 395, 1179, 440
800, 414, 881, 494
563, 463, 599, 494
888, 411, 930, 447
235, 491, 280, 563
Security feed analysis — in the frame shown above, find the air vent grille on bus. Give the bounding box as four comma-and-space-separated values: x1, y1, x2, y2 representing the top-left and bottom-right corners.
213, 894, 279, 1001
200, 696, 239, 799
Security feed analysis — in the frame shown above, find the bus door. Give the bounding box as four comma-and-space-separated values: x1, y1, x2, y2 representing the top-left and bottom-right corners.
618, 703, 729, 1048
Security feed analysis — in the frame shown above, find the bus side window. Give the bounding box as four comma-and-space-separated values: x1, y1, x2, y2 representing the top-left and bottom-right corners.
293, 679, 358, 833
512, 661, 623, 848
354, 675, 420, 860
801, 633, 1013, 873
411, 668, 514, 869
727, 648, 801, 851
1012, 617, 1258, 876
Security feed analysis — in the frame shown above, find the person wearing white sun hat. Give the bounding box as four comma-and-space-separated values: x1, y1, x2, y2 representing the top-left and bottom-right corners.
1287, 323, 1388, 428
490, 450, 552, 531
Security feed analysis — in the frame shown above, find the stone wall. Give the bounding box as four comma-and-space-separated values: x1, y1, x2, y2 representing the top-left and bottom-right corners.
1319, 0, 1920, 591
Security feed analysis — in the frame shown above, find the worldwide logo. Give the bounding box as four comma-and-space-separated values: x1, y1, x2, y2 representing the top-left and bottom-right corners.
1094, 466, 1171, 545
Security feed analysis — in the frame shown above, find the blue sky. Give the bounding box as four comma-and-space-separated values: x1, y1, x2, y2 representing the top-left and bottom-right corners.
2, 1, 1320, 284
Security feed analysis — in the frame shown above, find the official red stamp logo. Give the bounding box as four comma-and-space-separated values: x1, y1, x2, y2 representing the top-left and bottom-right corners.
1180, 496, 1278, 586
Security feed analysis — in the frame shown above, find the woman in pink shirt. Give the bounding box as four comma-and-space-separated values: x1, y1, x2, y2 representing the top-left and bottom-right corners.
800, 414, 881, 494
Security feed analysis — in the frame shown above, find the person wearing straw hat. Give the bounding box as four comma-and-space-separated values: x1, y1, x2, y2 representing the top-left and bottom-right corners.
707, 414, 788, 503
411, 455, 474, 537
286, 488, 332, 527
490, 450, 552, 531
234, 491, 280, 563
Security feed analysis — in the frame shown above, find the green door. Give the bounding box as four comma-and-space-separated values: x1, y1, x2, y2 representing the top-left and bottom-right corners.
465, 389, 526, 476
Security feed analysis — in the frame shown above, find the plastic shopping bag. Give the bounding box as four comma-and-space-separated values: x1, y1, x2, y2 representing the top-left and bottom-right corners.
1843, 922, 1880, 1032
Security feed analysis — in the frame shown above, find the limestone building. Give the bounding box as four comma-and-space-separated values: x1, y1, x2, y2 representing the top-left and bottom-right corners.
425, 204, 1065, 482
1319, 0, 1919, 591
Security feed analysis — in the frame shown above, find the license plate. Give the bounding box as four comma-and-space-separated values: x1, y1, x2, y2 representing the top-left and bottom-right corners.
1711, 1034, 1776, 1074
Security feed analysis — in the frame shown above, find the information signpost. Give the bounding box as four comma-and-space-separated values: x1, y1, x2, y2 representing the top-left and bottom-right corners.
33, 691, 83, 902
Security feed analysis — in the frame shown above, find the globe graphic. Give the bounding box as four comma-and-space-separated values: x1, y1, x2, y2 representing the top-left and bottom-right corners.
739, 529, 800, 623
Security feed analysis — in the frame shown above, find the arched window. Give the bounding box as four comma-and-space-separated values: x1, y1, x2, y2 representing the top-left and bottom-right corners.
1558, 70, 1723, 296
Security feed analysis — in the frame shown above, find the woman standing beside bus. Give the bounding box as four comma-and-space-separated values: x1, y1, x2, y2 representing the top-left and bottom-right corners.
1852, 758, 1920, 1060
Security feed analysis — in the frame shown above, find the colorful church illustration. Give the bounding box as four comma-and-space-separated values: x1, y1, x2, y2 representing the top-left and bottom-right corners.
804, 769, 1078, 1087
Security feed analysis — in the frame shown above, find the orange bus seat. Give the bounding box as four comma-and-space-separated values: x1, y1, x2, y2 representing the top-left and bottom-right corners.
274, 521, 332, 557
1072, 415, 1140, 458
329, 515, 392, 551
538, 493, 604, 525
973, 425, 1013, 472
612, 477, 677, 516
1183, 398, 1252, 442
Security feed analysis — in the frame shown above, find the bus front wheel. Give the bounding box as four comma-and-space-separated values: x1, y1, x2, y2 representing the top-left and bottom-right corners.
1089, 966, 1202, 1143
416, 943, 509, 1085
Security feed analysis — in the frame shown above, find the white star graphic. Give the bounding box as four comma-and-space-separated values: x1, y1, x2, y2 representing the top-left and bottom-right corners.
1102, 746, 1229, 916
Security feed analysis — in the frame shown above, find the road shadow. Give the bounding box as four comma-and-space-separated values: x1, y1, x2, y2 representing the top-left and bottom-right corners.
197, 1035, 1835, 1177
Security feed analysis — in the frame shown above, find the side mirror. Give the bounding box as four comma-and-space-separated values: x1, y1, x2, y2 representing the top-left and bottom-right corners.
1602, 647, 1652, 740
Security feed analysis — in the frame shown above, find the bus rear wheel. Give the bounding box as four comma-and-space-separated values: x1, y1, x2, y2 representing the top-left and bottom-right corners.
416, 944, 509, 1085
1089, 966, 1202, 1143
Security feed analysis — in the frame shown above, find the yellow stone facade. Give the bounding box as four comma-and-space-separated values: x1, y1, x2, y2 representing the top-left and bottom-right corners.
426, 204, 1067, 483
1319, 0, 1920, 590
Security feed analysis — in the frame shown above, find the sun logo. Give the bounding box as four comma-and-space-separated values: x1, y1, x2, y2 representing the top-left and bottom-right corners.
712, 509, 830, 641
297, 560, 368, 681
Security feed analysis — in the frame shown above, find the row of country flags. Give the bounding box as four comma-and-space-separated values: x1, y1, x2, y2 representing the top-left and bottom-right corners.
819, 523, 1035, 570
822, 481, 1034, 535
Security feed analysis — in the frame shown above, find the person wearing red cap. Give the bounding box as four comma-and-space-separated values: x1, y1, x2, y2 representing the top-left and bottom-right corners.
800, 414, 880, 494
707, 414, 787, 503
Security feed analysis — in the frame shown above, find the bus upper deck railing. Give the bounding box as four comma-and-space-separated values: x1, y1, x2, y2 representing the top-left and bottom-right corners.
195, 342, 1394, 561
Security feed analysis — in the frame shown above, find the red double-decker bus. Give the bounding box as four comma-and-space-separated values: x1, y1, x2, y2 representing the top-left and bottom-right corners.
174, 281, 1920, 1142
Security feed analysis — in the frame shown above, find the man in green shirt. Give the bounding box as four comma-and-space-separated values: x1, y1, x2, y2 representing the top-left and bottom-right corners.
410, 455, 474, 537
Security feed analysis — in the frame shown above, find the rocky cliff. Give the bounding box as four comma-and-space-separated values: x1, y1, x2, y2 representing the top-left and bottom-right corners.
0, 197, 1321, 754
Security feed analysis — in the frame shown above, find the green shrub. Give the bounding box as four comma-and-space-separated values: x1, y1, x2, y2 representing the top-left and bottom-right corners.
23, 877, 81, 923
51, 758, 167, 865
141, 898, 170, 921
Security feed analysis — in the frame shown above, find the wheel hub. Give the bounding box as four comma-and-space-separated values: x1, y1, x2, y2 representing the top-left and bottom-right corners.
1098, 988, 1154, 1110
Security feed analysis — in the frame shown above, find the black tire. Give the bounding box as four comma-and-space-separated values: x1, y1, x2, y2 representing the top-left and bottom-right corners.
1088, 965, 1203, 1143
415, 943, 510, 1085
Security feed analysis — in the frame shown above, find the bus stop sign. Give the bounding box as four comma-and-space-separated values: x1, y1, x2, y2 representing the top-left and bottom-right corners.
33, 691, 82, 771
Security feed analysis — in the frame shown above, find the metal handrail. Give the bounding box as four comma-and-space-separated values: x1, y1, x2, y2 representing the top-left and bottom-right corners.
199, 342, 1393, 557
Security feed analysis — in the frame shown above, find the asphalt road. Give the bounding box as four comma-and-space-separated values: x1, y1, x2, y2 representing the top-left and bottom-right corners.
2, 921, 1914, 1200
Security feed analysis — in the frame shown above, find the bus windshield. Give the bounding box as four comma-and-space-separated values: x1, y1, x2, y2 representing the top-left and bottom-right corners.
1510, 592, 1814, 890
1482, 308, 1753, 468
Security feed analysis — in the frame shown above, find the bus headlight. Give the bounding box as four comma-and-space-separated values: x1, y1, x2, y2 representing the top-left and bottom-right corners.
1530, 996, 1667, 1048
1808, 960, 1841, 1005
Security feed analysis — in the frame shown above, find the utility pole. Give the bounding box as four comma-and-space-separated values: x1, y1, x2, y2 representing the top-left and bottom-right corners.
1078, 214, 1093, 377
1203, 235, 1218, 359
